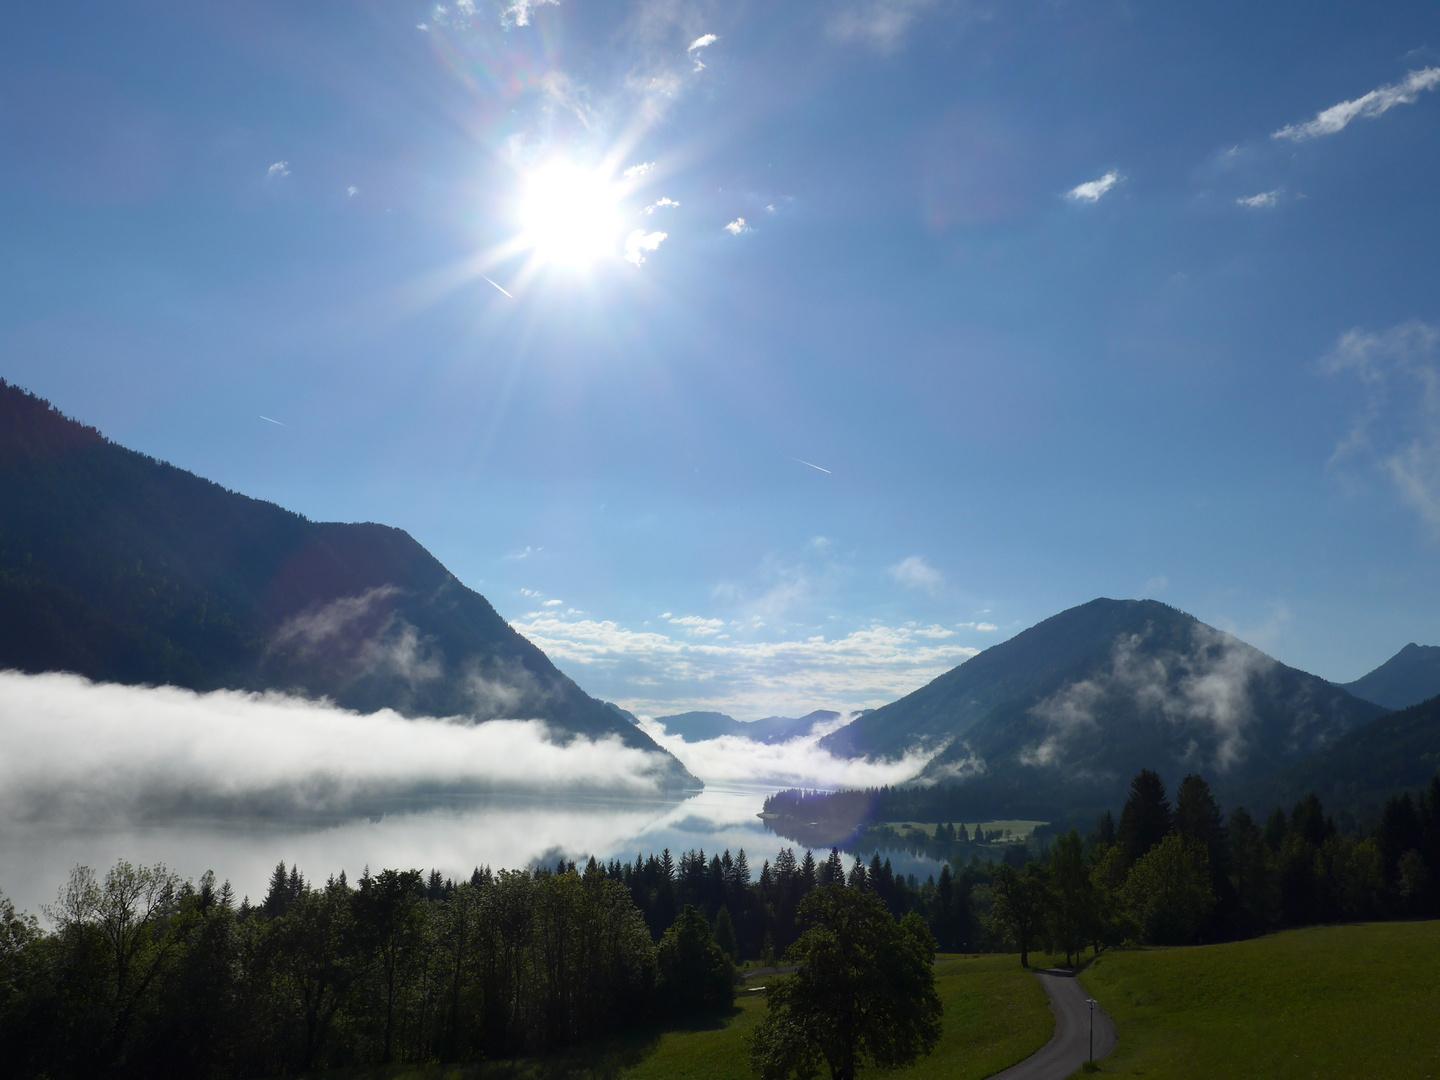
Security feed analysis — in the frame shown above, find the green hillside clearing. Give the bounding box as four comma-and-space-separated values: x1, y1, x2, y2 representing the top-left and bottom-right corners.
1080, 920, 1440, 1079
303, 954, 1052, 1080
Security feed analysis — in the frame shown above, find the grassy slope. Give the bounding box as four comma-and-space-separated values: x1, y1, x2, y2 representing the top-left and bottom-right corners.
314, 954, 1052, 1080
1080, 921, 1440, 1080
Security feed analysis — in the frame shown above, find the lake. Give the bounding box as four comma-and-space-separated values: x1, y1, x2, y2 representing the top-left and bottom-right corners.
0, 781, 954, 916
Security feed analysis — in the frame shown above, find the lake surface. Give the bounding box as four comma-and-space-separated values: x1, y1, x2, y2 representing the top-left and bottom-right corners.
0, 782, 949, 916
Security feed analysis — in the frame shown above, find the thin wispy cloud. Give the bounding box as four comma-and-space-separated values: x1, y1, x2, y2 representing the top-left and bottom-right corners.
889, 555, 943, 593
1324, 320, 1440, 533
481, 274, 514, 299
0, 671, 675, 827
1237, 189, 1281, 209
687, 34, 718, 52
623, 162, 654, 179
795, 458, 831, 474
625, 228, 667, 266
1273, 67, 1440, 141
500, 0, 558, 29
828, 0, 943, 52
642, 197, 679, 215
266, 161, 290, 179
347, 185, 358, 197
724, 217, 749, 235
1065, 170, 1121, 203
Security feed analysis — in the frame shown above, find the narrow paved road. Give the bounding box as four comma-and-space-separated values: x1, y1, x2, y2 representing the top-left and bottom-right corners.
989, 969, 1117, 1080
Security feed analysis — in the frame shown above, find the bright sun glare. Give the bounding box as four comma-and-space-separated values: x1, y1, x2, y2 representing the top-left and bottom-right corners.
517, 160, 623, 269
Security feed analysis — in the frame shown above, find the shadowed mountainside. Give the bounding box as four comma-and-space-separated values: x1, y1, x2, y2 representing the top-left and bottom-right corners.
1342, 643, 1440, 711
0, 381, 697, 788
1236, 692, 1440, 819
821, 598, 1384, 810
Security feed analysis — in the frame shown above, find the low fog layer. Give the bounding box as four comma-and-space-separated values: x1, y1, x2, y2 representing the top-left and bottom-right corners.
0, 671, 677, 825
637, 715, 937, 789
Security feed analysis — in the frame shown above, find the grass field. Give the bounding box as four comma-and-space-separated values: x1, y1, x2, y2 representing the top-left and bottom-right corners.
1080, 920, 1440, 1080
887, 820, 1048, 842
310, 953, 1053, 1080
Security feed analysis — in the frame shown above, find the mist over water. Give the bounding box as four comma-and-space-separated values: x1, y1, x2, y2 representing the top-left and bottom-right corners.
0, 672, 941, 915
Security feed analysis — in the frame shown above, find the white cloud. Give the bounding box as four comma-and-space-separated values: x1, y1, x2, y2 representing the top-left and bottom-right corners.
643, 197, 679, 215
1273, 67, 1440, 140
347, 185, 358, 197
624, 228, 667, 266
1021, 625, 1278, 772
1324, 320, 1440, 533
888, 555, 943, 592
636, 717, 937, 789
668, 614, 726, 636
0, 671, 676, 827
956, 621, 999, 632
543, 598, 563, 607
624, 162, 655, 179
687, 33, 718, 51
1065, 170, 1122, 203
1237, 189, 1280, 209
500, 0, 558, 29
266, 161, 290, 179
724, 217, 749, 235
510, 611, 979, 720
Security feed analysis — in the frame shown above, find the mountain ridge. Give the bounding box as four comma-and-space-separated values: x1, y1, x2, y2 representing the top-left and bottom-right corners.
821, 598, 1385, 810
0, 380, 698, 789
653, 709, 841, 743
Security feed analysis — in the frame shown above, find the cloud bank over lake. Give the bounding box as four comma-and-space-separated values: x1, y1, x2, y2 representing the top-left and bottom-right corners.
0, 671, 676, 825
637, 716, 937, 789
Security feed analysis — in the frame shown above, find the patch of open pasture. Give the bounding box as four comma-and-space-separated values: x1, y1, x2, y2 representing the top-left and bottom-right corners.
1079, 920, 1440, 1079
305, 953, 1053, 1080
885, 820, 1049, 842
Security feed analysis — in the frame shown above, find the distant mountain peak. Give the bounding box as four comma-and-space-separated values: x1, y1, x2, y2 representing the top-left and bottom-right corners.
1344, 643, 1440, 711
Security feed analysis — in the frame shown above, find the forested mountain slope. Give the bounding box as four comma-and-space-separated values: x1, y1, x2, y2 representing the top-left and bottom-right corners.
0, 381, 695, 787
1239, 693, 1440, 819
821, 599, 1383, 811
1343, 643, 1440, 710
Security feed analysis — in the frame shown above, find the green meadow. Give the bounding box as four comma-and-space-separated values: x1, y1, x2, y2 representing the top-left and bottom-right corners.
887, 820, 1049, 841
1080, 920, 1440, 1080
310, 954, 1052, 1080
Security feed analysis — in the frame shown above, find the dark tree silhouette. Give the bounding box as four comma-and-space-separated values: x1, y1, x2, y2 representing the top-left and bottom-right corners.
750, 887, 940, 1080
1118, 768, 1173, 864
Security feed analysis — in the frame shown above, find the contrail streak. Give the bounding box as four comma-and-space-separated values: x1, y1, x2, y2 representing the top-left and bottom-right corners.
481, 275, 514, 299
259, 416, 285, 426
795, 458, 832, 474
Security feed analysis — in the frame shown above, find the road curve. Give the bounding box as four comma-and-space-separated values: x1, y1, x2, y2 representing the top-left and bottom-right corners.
988, 969, 1117, 1080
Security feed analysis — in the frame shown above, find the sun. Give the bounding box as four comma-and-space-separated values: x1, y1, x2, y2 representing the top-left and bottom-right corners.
516, 160, 624, 269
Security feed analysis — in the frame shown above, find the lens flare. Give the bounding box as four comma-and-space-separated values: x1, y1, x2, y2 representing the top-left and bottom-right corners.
516, 160, 623, 268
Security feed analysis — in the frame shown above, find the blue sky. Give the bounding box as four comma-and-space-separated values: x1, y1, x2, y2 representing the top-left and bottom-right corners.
4, 0, 1440, 719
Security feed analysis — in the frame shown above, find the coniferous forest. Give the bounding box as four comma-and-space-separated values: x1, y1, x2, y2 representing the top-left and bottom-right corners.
2, 770, 1438, 1080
